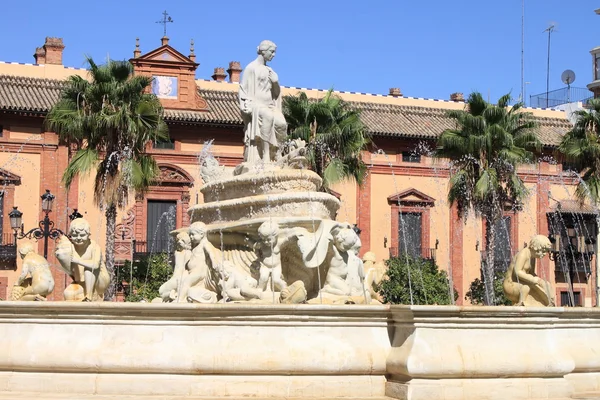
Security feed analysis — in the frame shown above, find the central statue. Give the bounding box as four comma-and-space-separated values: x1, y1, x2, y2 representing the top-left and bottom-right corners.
239, 40, 287, 164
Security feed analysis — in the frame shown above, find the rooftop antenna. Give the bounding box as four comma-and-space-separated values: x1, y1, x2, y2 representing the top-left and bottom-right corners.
543, 22, 556, 108
561, 69, 576, 103
520, 0, 525, 103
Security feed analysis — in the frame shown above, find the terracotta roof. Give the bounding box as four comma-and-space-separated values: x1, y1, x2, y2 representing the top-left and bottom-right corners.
0, 75, 64, 113
0, 75, 573, 146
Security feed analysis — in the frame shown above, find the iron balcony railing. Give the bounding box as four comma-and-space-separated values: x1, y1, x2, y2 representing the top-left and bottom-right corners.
132, 239, 175, 259
0, 232, 17, 269
389, 247, 436, 262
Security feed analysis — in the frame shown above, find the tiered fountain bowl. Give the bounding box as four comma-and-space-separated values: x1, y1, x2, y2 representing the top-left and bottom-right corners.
188, 168, 340, 234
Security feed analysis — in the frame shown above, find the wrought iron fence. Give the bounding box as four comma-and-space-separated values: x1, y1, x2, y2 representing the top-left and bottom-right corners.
389, 247, 436, 261
0, 232, 16, 269
132, 239, 175, 258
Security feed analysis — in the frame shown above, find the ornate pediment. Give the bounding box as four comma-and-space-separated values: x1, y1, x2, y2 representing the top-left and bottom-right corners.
0, 168, 21, 185
387, 188, 435, 207
133, 45, 198, 67
156, 164, 194, 187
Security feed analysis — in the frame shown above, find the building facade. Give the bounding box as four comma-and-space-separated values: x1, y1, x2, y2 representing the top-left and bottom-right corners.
0, 36, 595, 306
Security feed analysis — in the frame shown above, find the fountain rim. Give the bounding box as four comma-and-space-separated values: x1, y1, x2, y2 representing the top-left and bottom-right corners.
200, 168, 323, 193
2, 301, 599, 320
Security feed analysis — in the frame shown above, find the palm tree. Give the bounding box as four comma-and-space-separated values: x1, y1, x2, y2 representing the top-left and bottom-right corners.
283, 90, 369, 190
436, 92, 539, 305
558, 98, 600, 205
46, 57, 168, 300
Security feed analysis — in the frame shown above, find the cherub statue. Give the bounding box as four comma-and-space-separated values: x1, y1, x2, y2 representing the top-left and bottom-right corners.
298, 221, 371, 304
55, 218, 110, 302
179, 222, 220, 303
362, 252, 386, 303
217, 261, 263, 302
503, 234, 555, 307
158, 231, 192, 302
11, 241, 54, 301
322, 225, 369, 300
255, 220, 306, 292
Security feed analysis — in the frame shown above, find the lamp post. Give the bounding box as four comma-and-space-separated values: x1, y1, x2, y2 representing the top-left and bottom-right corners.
8, 189, 70, 259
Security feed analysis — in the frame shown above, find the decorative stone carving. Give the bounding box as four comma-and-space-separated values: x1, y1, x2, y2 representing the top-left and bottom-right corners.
55, 218, 110, 302
217, 261, 263, 302
299, 221, 371, 304
115, 208, 135, 240
157, 164, 194, 186
200, 156, 230, 184
158, 231, 192, 302
239, 40, 287, 165
280, 280, 307, 304
503, 234, 556, 306
11, 241, 54, 301
277, 139, 309, 169
177, 222, 221, 304
255, 220, 302, 292
362, 252, 386, 303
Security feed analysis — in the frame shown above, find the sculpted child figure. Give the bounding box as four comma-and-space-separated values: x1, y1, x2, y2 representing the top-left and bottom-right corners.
56, 218, 109, 302
255, 220, 305, 292
217, 261, 263, 302
503, 234, 555, 307
323, 225, 368, 301
178, 222, 219, 303
158, 231, 192, 302
12, 242, 54, 301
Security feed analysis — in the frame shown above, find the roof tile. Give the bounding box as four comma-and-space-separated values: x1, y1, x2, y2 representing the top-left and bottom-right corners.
0, 75, 572, 146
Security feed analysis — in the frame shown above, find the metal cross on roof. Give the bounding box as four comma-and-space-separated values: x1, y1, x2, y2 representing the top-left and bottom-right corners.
156, 10, 173, 37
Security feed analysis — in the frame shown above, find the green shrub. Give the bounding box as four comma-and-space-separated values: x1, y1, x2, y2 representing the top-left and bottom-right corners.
465, 271, 511, 305
377, 256, 457, 305
117, 253, 173, 302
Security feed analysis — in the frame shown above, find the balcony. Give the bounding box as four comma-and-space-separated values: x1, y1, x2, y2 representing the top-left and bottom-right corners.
389, 247, 436, 262
0, 232, 17, 269
132, 239, 174, 261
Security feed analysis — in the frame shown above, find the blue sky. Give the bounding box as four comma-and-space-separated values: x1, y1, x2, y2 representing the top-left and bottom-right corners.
1, 0, 599, 104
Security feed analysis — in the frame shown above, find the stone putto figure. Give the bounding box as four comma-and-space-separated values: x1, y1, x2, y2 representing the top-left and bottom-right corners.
158, 231, 192, 302
55, 218, 110, 302
362, 251, 386, 303
503, 234, 555, 307
296, 221, 371, 304
239, 40, 287, 165
179, 222, 220, 303
11, 241, 54, 301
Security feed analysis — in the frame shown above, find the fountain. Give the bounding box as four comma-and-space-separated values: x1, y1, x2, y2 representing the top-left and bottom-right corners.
0, 41, 599, 400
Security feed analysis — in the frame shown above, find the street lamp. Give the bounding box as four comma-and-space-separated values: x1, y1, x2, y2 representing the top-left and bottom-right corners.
9, 189, 67, 259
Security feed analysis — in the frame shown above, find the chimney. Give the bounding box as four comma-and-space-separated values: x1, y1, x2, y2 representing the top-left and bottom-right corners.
42, 37, 65, 65
227, 61, 242, 83
388, 88, 402, 97
212, 67, 227, 82
189, 39, 196, 62
161, 36, 169, 46
133, 38, 141, 58
450, 92, 464, 102
33, 47, 46, 64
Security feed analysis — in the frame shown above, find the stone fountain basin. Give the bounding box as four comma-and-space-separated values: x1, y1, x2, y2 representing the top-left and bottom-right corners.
201, 169, 323, 202
188, 191, 340, 225
0, 303, 598, 399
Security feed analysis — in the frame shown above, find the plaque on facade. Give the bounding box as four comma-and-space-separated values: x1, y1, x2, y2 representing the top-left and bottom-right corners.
152, 75, 178, 99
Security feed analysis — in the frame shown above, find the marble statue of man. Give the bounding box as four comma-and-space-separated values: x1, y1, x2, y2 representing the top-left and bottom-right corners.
239, 40, 287, 164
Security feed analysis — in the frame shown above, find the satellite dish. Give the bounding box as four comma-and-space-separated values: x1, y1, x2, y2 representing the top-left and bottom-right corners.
561, 70, 576, 85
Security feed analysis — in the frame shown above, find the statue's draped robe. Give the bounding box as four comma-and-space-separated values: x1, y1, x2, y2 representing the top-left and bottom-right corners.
239, 60, 284, 162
